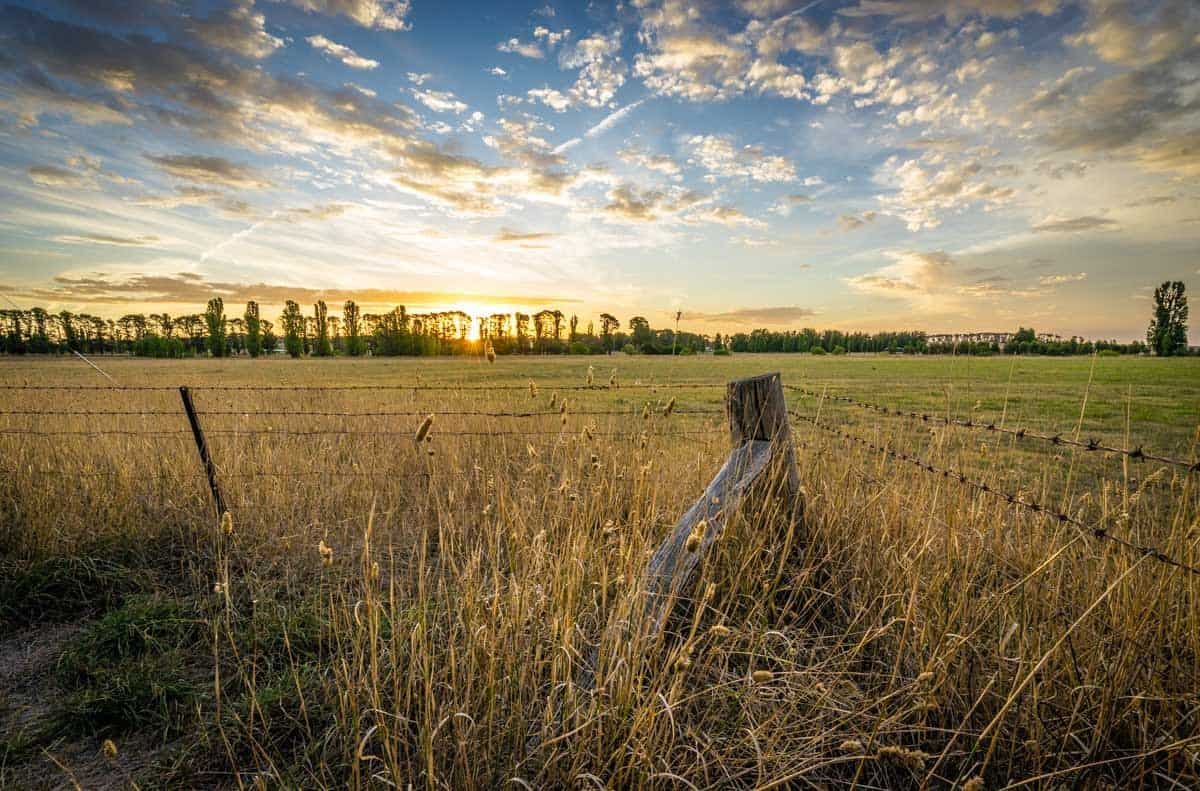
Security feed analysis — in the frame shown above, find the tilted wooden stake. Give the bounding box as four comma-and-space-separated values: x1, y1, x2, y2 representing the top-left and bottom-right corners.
642, 372, 801, 636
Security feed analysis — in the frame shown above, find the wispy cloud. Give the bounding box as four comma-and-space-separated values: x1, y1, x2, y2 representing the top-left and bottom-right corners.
306, 34, 379, 70
1032, 216, 1119, 233
686, 306, 816, 325
554, 98, 646, 153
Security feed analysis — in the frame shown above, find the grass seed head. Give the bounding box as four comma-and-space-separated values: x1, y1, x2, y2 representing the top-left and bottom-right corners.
664, 396, 676, 417
839, 739, 863, 754
709, 624, 731, 638
318, 539, 334, 566
962, 777, 985, 791
415, 414, 434, 444
220, 510, 233, 535
529, 379, 538, 398
751, 669, 774, 684
877, 745, 929, 771
102, 738, 118, 761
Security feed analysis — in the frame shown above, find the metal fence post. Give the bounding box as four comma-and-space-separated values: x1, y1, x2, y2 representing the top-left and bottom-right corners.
179, 386, 226, 519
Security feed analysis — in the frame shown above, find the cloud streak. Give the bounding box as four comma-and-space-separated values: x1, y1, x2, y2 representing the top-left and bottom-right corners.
554, 99, 646, 153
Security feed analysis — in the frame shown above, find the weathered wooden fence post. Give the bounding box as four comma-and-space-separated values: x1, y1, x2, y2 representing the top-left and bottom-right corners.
642, 372, 801, 636
179, 386, 227, 520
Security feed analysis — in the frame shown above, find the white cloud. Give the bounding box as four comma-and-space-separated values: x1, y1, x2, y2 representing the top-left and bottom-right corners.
1038, 272, 1087, 285
687, 135, 796, 182
287, 0, 412, 31
498, 37, 544, 59
306, 34, 380, 70
411, 87, 469, 114
874, 152, 1015, 230
560, 30, 625, 108
527, 87, 572, 112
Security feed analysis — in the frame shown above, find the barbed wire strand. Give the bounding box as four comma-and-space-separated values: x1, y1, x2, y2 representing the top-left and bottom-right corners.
0, 407, 723, 418
0, 382, 726, 392
784, 384, 1200, 474
0, 427, 717, 438
790, 411, 1200, 577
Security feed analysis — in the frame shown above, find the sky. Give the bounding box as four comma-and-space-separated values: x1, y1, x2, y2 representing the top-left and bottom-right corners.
0, 0, 1197, 341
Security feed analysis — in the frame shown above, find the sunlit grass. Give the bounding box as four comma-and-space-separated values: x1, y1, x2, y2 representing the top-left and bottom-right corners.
1, 354, 1197, 787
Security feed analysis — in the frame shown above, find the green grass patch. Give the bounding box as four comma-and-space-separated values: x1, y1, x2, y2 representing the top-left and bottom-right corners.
53, 595, 206, 737
0, 556, 147, 630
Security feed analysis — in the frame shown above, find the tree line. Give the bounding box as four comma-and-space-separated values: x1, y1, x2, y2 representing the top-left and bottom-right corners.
716, 327, 1149, 356
0, 282, 1188, 358
0, 300, 709, 358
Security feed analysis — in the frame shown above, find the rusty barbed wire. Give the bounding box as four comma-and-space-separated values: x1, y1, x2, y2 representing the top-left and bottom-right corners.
0, 382, 725, 392
0, 407, 721, 418
0, 427, 717, 438
790, 410, 1200, 577
785, 384, 1200, 474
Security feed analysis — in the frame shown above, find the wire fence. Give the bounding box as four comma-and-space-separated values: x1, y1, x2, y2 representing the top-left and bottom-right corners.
2, 379, 1195, 576
784, 384, 1200, 474
789, 410, 1200, 576
0, 382, 727, 392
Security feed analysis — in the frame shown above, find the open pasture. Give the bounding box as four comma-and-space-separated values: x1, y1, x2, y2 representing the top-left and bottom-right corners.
1, 353, 1198, 789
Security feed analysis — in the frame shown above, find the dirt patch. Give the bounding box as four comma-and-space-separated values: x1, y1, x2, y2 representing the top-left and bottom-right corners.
0, 623, 169, 790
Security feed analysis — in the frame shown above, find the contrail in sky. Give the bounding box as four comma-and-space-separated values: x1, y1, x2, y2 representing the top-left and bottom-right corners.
200, 210, 280, 263
554, 98, 647, 154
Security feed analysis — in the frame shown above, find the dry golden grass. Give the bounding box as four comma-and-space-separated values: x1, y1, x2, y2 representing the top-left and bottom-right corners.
1, 354, 1198, 788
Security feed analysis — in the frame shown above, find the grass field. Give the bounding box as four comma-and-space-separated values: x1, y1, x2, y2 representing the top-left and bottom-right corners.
1, 353, 1198, 788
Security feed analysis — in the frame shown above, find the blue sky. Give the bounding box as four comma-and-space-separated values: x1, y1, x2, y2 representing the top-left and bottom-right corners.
0, 0, 1196, 340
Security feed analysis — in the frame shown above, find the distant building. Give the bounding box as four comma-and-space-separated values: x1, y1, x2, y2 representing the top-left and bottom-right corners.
926, 331, 1012, 348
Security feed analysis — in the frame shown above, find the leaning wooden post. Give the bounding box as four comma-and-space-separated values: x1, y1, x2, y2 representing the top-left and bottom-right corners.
179, 386, 227, 520
643, 372, 800, 636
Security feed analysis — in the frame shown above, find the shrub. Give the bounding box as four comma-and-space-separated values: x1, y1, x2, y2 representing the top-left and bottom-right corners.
713, 348, 732, 356
811, 346, 827, 355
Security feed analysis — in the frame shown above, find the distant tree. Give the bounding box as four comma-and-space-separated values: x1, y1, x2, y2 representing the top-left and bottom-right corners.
280, 300, 305, 358
533, 309, 554, 351
569, 314, 579, 342
244, 301, 263, 357
599, 313, 619, 354
629, 315, 654, 351
1147, 281, 1188, 356
313, 300, 333, 356
514, 312, 530, 352
149, 312, 174, 339
343, 300, 364, 356
204, 297, 226, 357
260, 319, 277, 353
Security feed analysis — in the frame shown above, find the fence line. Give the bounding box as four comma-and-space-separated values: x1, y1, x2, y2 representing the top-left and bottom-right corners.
0, 382, 726, 392
785, 384, 1200, 474
790, 411, 1200, 577
0, 407, 722, 418
0, 468, 443, 480
0, 427, 717, 438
